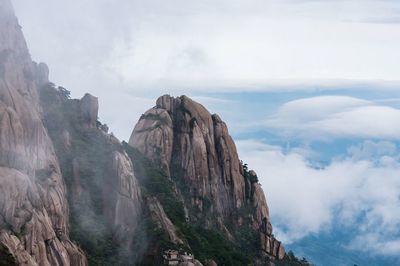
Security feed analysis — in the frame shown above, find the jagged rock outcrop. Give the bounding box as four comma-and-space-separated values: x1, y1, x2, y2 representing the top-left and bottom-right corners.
129, 95, 284, 261
130, 96, 245, 217
34, 62, 49, 88
38, 82, 142, 263
79, 93, 98, 129
0, 0, 86, 264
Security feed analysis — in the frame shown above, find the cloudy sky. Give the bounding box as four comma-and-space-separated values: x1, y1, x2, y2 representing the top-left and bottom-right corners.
13, 0, 400, 139
12, 0, 400, 264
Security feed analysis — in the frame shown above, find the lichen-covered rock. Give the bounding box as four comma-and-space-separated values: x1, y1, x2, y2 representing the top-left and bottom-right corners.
0, 1, 86, 264
129, 95, 283, 260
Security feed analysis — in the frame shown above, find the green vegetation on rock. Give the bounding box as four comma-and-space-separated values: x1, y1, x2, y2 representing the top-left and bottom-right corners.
276, 251, 314, 266
0, 244, 16, 266
124, 142, 259, 266
39, 84, 131, 265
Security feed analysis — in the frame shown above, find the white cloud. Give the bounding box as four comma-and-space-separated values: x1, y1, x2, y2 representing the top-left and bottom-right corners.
266, 96, 400, 140
191, 96, 233, 105
236, 139, 400, 256
98, 94, 155, 141
12, 0, 400, 94
11, 0, 400, 139
350, 234, 400, 256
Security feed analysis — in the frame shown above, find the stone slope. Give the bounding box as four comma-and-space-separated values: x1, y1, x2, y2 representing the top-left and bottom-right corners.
0, 0, 86, 265
129, 95, 284, 262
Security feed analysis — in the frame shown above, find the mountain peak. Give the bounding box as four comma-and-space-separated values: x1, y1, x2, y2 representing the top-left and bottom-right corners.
130, 95, 285, 261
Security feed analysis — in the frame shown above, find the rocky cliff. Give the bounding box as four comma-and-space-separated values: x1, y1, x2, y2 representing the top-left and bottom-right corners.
129, 95, 284, 263
1, 1, 293, 265
0, 0, 86, 265
39, 84, 142, 265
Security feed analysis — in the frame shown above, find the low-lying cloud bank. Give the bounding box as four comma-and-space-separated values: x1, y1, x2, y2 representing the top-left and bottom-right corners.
237, 139, 400, 256
266, 96, 400, 140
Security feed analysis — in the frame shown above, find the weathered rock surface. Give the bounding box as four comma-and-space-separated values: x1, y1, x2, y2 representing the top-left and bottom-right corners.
129, 95, 284, 260
0, 0, 86, 264
104, 150, 142, 242
130, 108, 174, 175
79, 93, 98, 129
130, 95, 245, 217
147, 197, 184, 245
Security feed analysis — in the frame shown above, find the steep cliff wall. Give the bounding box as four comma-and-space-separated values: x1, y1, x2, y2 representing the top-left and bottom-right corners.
0, 0, 86, 265
129, 95, 284, 263
39, 85, 142, 265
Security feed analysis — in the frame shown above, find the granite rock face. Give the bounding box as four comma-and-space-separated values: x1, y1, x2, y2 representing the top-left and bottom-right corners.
79, 93, 99, 129
105, 150, 142, 242
129, 95, 284, 260
130, 96, 244, 217
0, 0, 86, 264
39, 83, 142, 259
